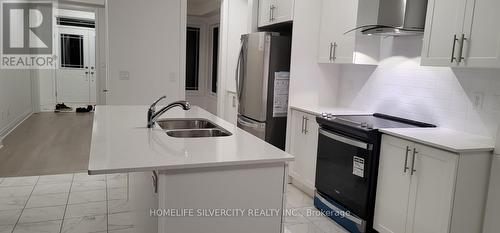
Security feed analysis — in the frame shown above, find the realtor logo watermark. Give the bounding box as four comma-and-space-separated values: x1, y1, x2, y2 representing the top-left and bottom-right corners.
1, 0, 57, 69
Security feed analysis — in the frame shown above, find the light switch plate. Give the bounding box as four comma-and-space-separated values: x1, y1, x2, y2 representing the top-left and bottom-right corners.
119, 71, 130, 80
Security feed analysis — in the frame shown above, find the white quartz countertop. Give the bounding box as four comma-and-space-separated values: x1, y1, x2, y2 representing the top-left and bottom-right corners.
380, 128, 495, 153
290, 105, 370, 116
88, 106, 293, 174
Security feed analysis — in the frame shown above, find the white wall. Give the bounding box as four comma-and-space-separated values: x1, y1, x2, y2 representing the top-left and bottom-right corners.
0, 70, 33, 143
337, 36, 500, 138
186, 14, 220, 114
217, 0, 249, 123
106, 0, 186, 105
287, 0, 341, 110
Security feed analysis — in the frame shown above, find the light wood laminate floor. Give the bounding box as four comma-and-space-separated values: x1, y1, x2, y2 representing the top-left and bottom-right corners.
0, 113, 93, 177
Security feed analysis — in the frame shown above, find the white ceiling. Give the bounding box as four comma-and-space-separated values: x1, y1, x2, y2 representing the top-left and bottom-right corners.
187, 0, 221, 16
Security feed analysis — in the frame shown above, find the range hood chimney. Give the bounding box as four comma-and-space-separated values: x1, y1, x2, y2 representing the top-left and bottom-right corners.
348, 0, 429, 36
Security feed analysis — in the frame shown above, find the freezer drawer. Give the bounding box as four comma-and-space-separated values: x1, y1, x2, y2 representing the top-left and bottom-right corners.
237, 115, 266, 140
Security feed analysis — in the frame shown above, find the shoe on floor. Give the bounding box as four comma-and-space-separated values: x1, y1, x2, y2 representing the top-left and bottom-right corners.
55, 103, 73, 112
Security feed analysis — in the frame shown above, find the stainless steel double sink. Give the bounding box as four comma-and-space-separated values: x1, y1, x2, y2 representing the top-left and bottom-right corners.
156, 119, 232, 138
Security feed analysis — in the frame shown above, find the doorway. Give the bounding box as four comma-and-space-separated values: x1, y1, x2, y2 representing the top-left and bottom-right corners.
185, 0, 221, 115
56, 25, 96, 106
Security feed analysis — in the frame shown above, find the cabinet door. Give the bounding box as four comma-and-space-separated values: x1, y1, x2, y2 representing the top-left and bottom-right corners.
421, 0, 467, 67
273, 0, 294, 24
460, 0, 500, 68
317, 0, 358, 64
303, 113, 319, 187
258, 0, 273, 27
289, 110, 318, 190
373, 135, 413, 233
289, 110, 308, 180
406, 144, 458, 233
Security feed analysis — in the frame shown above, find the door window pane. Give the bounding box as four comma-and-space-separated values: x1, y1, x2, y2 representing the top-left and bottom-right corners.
211, 27, 219, 94
60, 34, 84, 68
186, 27, 200, 91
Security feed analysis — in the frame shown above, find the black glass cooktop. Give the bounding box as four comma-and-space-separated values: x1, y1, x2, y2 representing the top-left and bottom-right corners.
322, 113, 436, 131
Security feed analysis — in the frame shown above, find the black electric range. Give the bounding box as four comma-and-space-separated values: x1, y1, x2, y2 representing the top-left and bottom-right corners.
313, 113, 435, 233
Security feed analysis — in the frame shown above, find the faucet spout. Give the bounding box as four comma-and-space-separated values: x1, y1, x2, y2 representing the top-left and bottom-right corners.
147, 100, 191, 128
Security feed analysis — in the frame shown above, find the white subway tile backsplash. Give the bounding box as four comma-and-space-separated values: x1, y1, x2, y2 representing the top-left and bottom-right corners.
338, 38, 500, 137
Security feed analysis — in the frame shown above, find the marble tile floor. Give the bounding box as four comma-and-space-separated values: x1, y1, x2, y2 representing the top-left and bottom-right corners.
0, 173, 347, 233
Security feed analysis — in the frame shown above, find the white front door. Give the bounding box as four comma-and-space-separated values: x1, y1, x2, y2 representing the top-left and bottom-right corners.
56, 26, 96, 105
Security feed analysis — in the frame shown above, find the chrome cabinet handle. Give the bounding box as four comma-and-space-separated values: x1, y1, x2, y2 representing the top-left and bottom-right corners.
301, 116, 305, 134
403, 146, 411, 173
458, 34, 467, 63
269, 5, 272, 21
332, 42, 337, 61
451, 34, 458, 63
152, 171, 158, 194
411, 148, 418, 175
329, 43, 333, 61
304, 117, 309, 134
270, 4, 276, 21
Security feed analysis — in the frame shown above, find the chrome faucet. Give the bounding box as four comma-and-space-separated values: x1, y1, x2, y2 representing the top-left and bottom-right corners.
147, 97, 191, 128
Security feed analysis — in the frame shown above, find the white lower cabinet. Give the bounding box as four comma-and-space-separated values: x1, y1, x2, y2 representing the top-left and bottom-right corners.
288, 109, 319, 193
374, 135, 492, 233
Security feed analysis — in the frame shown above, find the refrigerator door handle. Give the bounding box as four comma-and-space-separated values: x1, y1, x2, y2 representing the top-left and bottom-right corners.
235, 43, 245, 101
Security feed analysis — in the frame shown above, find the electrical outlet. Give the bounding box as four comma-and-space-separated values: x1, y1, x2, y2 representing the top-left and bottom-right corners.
472, 92, 484, 109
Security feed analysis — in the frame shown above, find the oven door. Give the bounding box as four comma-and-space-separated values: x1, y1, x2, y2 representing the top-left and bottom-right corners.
315, 128, 373, 218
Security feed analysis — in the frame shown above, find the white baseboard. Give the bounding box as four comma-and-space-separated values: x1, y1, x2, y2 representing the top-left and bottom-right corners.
0, 109, 33, 141
289, 174, 315, 197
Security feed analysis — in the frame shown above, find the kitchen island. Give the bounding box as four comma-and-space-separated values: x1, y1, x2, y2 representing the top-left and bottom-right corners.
88, 105, 293, 233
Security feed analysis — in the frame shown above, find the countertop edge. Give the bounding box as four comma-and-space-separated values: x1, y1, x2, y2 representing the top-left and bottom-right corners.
88, 157, 294, 175
380, 129, 495, 154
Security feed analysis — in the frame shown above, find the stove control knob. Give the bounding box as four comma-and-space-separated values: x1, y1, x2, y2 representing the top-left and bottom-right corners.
361, 122, 368, 128
327, 113, 333, 119
321, 112, 328, 118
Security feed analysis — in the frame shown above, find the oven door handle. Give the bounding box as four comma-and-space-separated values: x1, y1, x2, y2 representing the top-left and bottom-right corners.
319, 129, 373, 151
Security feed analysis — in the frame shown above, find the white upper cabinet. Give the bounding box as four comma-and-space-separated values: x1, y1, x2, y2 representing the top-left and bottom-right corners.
422, 0, 500, 68
374, 134, 491, 233
258, 0, 294, 28
317, 0, 379, 65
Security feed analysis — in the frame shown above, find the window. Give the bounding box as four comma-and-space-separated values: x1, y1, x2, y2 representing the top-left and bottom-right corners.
60, 34, 84, 68
186, 27, 200, 91
210, 26, 219, 94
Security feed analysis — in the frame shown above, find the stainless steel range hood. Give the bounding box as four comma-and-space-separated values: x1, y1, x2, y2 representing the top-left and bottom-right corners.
349, 0, 429, 36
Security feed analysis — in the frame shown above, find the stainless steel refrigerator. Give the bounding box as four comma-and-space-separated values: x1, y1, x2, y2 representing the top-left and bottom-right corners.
235, 32, 291, 150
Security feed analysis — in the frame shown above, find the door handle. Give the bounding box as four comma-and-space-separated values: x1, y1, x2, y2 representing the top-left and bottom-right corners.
410, 148, 418, 175
458, 34, 467, 63
319, 128, 373, 150
451, 34, 458, 63
403, 146, 411, 173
